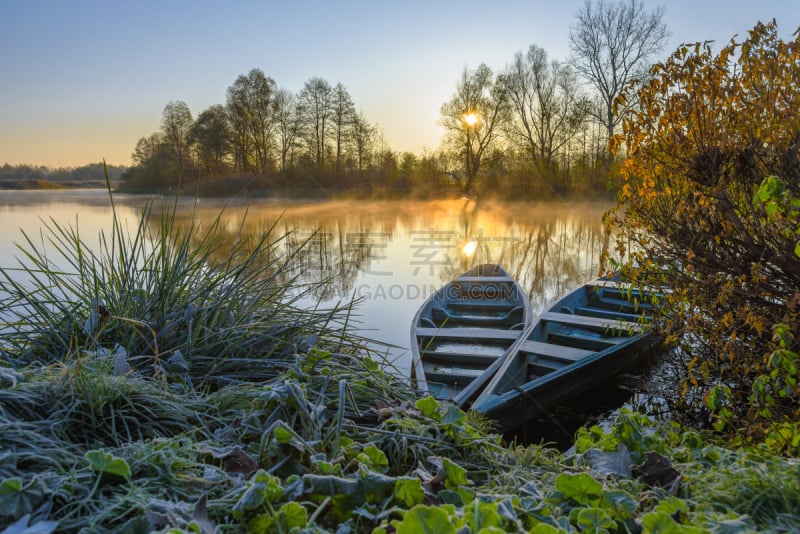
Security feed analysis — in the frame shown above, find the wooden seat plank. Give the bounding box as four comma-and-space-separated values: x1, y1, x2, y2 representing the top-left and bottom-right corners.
415, 327, 521, 341
541, 311, 644, 333
576, 306, 651, 322
518, 340, 595, 362
453, 276, 514, 283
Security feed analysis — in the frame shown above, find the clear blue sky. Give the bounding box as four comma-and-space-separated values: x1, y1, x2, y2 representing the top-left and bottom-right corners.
0, 0, 797, 167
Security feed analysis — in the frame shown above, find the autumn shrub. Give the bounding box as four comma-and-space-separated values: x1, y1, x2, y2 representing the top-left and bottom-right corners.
607, 21, 800, 441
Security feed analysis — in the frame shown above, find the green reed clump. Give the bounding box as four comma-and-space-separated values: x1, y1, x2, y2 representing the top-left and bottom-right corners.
0, 363, 208, 448
0, 187, 366, 388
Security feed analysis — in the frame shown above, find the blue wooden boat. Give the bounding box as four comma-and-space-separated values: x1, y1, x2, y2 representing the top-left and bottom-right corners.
470, 276, 660, 433
410, 264, 532, 405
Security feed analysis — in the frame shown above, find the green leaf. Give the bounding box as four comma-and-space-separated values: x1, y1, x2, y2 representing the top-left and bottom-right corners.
438, 489, 465, 506
655, 496, 689, 517
441, 405, 467, 425
233, 482, 267, 518
357, 444, 388, 473
465, 499, 502, 532
394, 478, 424, 507
0, 478, 22, 495
85, 450, 131, 481
576, 507, 617, 531
641, 511, 682, 533
794, 240, 800, 258
0, 515, 58, 534
0, 478, 44, 517
304, 474, 361, 498
246, 513, 273, 532
257, 471, 284, 503
554, 472, 602, 506
442, 457, 470, 489
274, 425, 293, 444
393, 505, 456, 534
415, 396, 440, 418
361, 471, 396, 504
601, 490, 637, 520
278, 501, 308, 530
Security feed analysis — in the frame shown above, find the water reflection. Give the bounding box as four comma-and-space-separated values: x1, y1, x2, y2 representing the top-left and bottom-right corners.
166, 197, 614, 373
0, 191, 615, 376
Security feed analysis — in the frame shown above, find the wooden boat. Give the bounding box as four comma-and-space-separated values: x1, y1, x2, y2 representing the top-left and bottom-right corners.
410, 264, 532, 405
470, 276, 660, 434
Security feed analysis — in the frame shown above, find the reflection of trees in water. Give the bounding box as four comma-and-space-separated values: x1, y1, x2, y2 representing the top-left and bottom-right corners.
166, 206, 396, 301
447, 199, 611, 314
164, 199, 612, 306
284, 225, 389, 300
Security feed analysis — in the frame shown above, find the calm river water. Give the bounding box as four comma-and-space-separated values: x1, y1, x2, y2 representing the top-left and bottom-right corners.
0, 190, 616, 379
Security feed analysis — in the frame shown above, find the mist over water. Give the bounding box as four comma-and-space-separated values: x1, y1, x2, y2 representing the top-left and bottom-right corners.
0, 191, 616, 378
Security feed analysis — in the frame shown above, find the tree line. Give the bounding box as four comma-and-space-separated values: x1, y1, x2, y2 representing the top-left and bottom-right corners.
0, 162, 126, 189
121, 0, 669, 199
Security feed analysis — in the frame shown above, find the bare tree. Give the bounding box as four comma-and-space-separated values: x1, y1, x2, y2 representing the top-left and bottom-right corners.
226, 69, 277, 174
189, 104, 231, 176
297, 77, 333, 170
504, 45, 589, 182
226, 80, 253, 172
569, 0, 669, 142
132, 133, 162, 168
272, 88, 301, 172
440, 64, 509, 194
331, 83, 355, 173
160, 100, 193, 182
351, 111, 376, 173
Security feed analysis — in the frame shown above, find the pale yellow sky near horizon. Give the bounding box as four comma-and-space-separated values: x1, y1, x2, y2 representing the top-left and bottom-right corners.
1, 1, 796, 169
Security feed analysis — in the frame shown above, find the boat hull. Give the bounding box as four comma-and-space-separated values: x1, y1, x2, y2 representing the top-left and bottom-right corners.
410, 264, 532, 406
470, 277, 660, 433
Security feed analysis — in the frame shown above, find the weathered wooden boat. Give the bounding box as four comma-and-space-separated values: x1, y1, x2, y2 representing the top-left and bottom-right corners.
410, 264, 532, 405
470, 276, 661, 433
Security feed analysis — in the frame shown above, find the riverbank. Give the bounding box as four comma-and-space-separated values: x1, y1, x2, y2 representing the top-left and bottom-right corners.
3, 343, 798, 532
1, 194, 798, 532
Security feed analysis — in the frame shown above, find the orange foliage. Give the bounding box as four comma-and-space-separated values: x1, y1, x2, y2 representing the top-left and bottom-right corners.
607, 21, 800, 437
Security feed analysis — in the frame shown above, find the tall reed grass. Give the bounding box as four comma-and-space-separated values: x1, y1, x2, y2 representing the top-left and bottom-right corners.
0, 185, 370, 387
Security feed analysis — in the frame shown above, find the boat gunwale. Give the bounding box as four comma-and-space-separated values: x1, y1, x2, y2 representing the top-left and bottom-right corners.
410, 263, 532, 403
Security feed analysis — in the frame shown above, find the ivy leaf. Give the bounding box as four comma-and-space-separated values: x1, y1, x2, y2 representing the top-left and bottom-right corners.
85, 450, 131, 481
0, 479, 46, 518
0, 514, 59, 534
442, 457, 470, 489
576, 507, 617, 531
554, 472, 602, 506
392, 505, 456, 534
415, 396, 440, 418
357, 445, 388, 473
441, 405, 466, 425
278, 501, 308, 530
274, 425, 293, 444
641, 511, 681, 532
601, 490, 637, 520
465, 499, 502, 532
654, 496, 689, 517
394, 478, 424, 507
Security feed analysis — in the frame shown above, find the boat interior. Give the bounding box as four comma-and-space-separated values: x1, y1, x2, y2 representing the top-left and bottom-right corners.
493, 282, 657, 389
